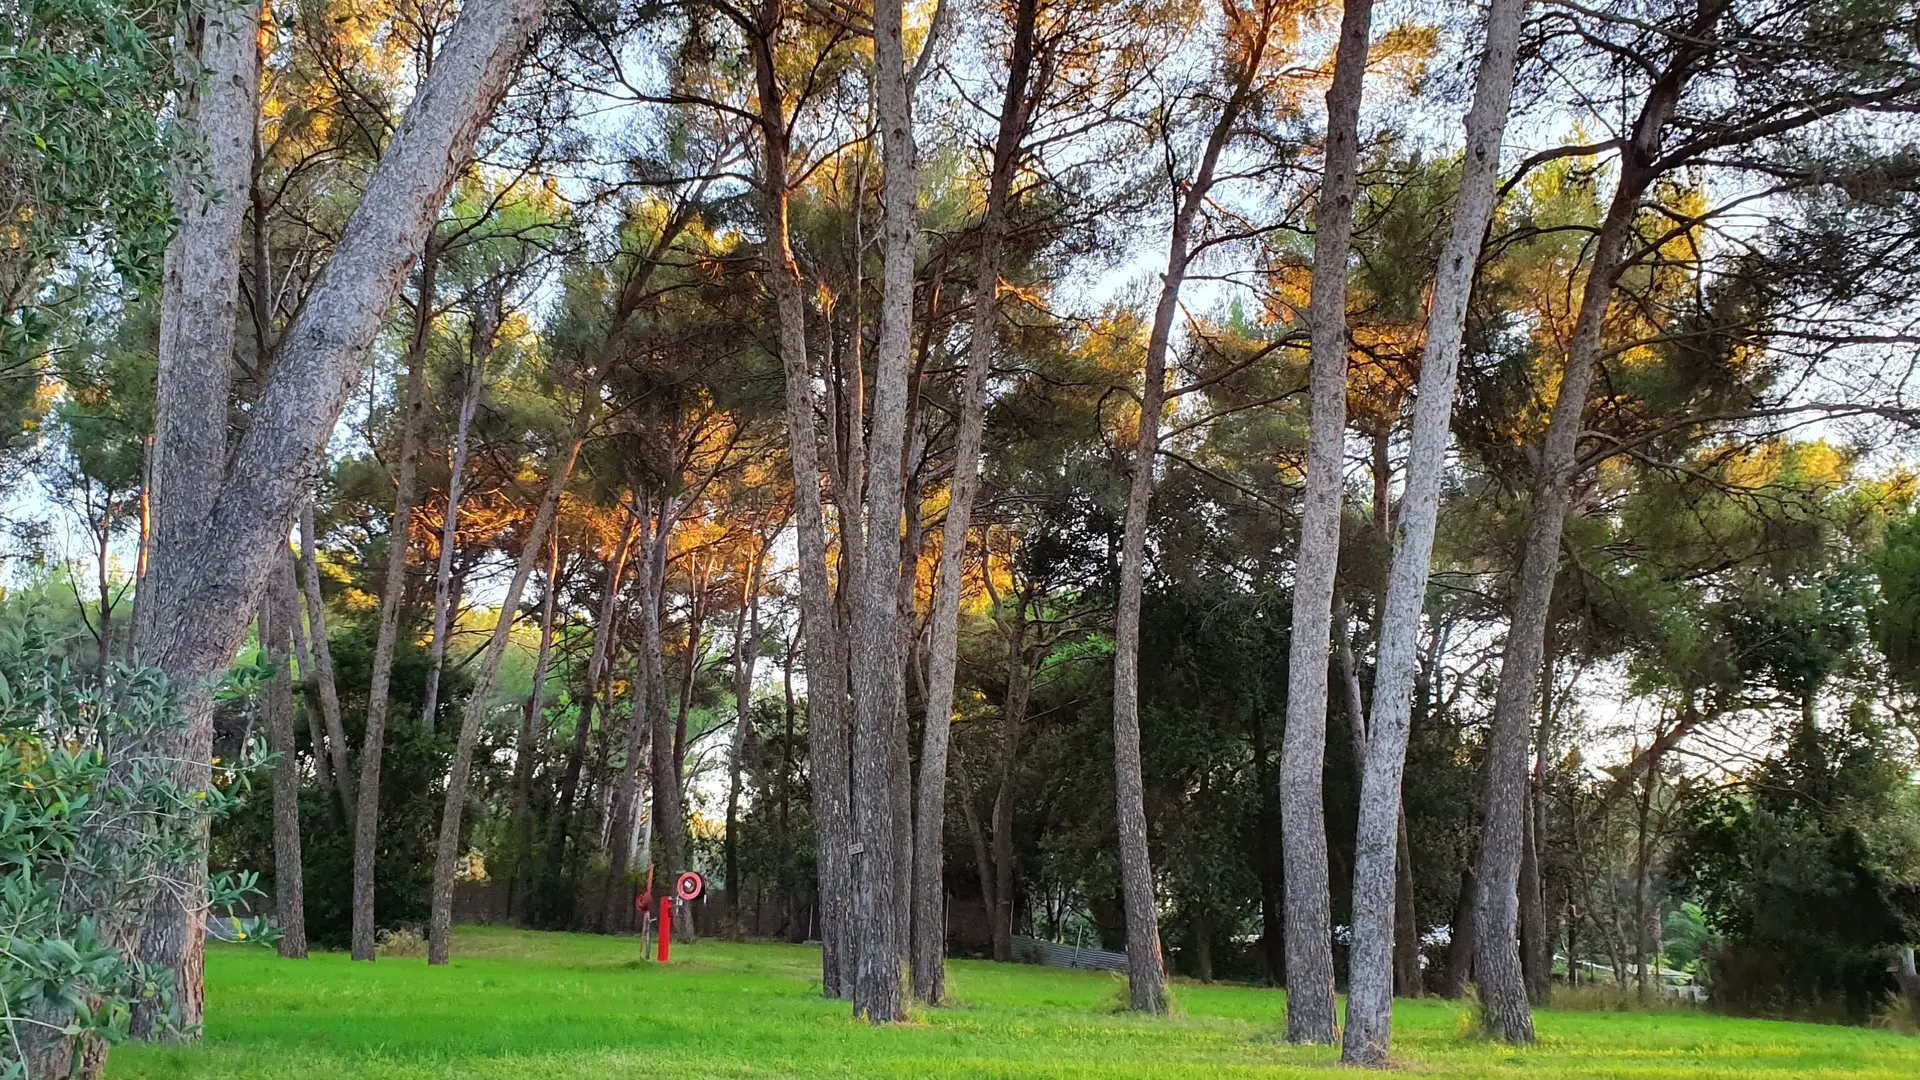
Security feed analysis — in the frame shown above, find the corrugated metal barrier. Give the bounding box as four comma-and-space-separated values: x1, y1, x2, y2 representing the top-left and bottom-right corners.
1011, 934, 1129, 973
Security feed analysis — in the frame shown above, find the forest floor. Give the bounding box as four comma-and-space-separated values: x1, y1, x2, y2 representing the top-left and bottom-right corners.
105, 924, 1920, 1079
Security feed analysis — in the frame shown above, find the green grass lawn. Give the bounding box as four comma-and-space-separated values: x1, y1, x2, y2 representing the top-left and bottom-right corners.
105, 925, 1920, 1079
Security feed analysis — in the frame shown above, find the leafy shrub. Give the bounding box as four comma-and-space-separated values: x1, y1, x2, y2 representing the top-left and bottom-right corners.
0, 598, 267, 1077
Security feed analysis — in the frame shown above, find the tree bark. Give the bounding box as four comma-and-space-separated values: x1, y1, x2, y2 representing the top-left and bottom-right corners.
285, 552, 336, 818
1282, 0, 1373, 1046
512, 534, 562, 921
1889, 946, 1920, 1029
261, 563, 306, 958
132, 0, 549, 1003
644, 500, 684, 905
1339, 0, 1526, 1063
606, 507, 669, 931
427, 403, 606, 963
1472, 25, 1700, 1036
298, 501, 354, 820
911, 0, 1039, 1005
1108, 3, 1281, 1016
1444, 864, 1477, 999
421, 316, 492, 733
547, 512, 638, 892
748, 0, 853, 998
724, 539, 770, 930
126, 0, 259, 1034
350, 241, 436, 961
835, 0, 920, 1024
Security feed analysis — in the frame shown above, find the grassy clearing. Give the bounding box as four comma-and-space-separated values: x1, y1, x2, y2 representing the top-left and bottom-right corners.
105, 925, 1920, 1079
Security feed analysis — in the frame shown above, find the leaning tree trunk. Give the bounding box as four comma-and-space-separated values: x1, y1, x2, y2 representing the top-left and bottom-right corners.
420, 322, 492, 732
1281, 0, 1372, 1046
910, 0, 1040, 1005
130, 0, 553, 1019
428, 381, 610, 963
285, 553, 336, 818
1341, 0, 1525, 1064
261, 565, 307, 958
546, 513, 638, 889
350, 242, 436, 962
749, 0, 853, 996
298, 501, 354, 820
1107, 2, 1277, 1013
1473, 82, 1674, 1041
512, 535, 562, 921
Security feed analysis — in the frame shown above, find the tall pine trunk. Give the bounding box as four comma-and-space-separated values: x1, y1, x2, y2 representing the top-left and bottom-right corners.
1341, 0, 1525, 1063
910, 0, 1039, 1005
512, 535, 562, 921
605, 508, 668, 930
750, 0, 853, 997
547, 514, 638, 893
421, 320, 492, 732
426, 361, 630, 961
724, 542, 769, 930
132, 0, 554, 1019
1472, 60, 1687, 1039
350, 242, 437, 961
127, 0, 258, 1031
1281, 0, 1372, 1044
845, 0, 918, 1022
298, 501, 353, 820
261, 564, 306, 958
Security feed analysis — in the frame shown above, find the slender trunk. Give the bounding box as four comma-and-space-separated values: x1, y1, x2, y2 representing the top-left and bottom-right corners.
133, 0, 553, 1018
1633, 760, 1653, 1003
913, 0, 1038, 1003
954, 749, 996, 942
646, 501, 684, 900
1335, 600, 1422, 1000
1443, 864, 1478, 999
1109, 6, 1278, 1016
350, 242, 437, 961
1341, 0, 1526, 1062
1888, 946, 1920, 1029
261, 565, 306, 958
1473, 50, 1691, 1038
427, 389, 609, 964
750, 0, 853, 997
1282, 0, 1373, 1045
606, 509, 669, 931
298, 502, 353, 820
285, 551, 335, 814
96, 508, 113, 677
1393, 816, 1421, 996
674, 550, 709, 783
725, 542, 768, 928
422, 323, 492, 732
512, 535, 561, 922
990, 622, 1028, 964
1519, 789, 1548, 1003
548, 515, 638, 884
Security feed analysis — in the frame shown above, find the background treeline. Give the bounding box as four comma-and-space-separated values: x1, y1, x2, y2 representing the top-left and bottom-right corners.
5, 0, 1920, 1072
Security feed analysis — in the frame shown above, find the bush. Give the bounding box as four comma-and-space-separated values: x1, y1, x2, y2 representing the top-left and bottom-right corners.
0, 598, 266, 1077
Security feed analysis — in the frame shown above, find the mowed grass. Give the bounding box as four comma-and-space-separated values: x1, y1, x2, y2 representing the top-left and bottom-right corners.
106, 925, 1920, 1079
